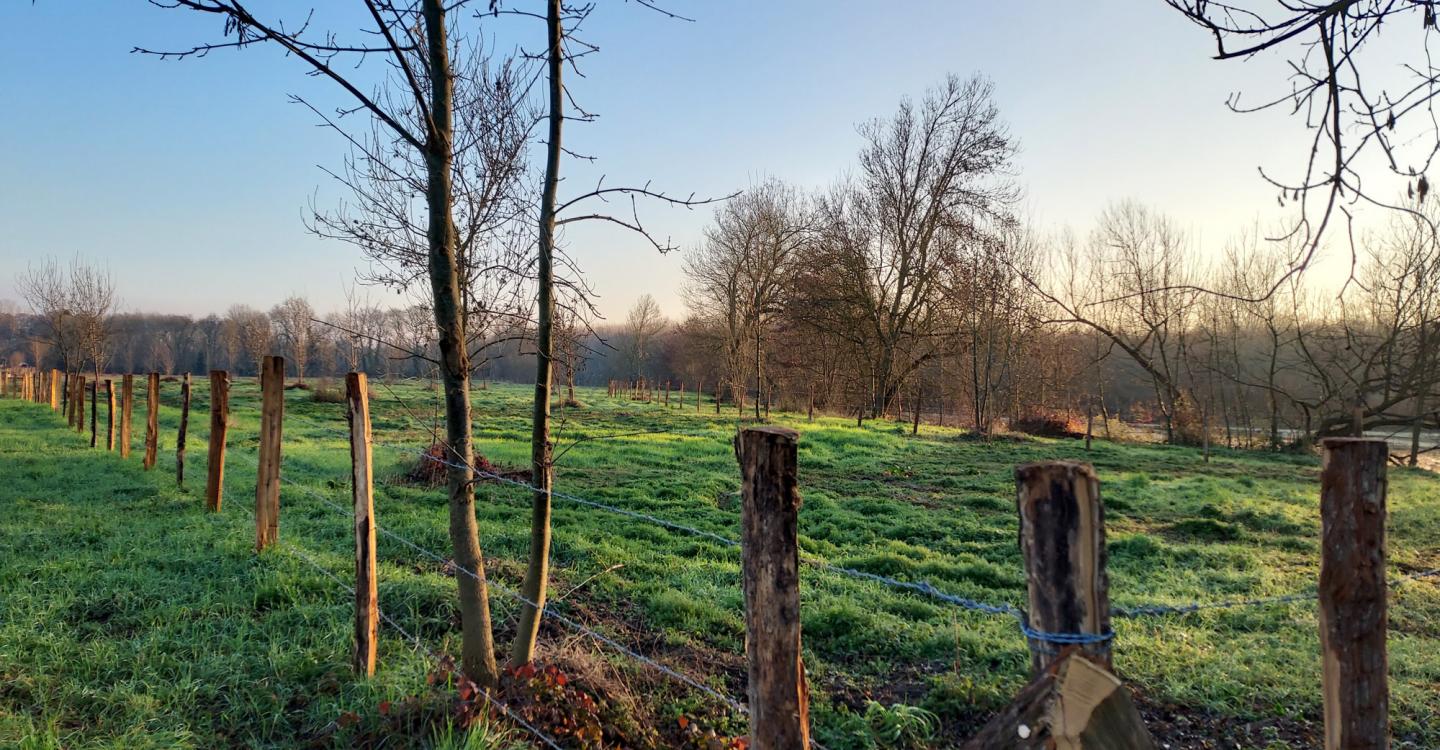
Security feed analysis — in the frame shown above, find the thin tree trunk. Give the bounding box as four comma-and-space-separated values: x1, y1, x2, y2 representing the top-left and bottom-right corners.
421, 0, 498, 688
511, 0, 562, 668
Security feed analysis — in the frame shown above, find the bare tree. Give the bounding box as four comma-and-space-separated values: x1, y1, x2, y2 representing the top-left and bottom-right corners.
622, 294, 668, 380
16, 257, 78, 382
798, 74, 1017, 418
1166, 0, 1440, 292
270, 296, 315, 383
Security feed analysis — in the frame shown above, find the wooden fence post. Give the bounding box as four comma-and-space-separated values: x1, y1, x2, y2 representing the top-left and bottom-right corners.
143, 373, 160, 470
347, 372, 379, 676
176, 374, 191, 488
736, 425, 809, 749
105, 380, 116, 450
89, 376, 98, 448
120, 375, 134, 459
697, 378, 703, 413
1319, 438, 1388, 750
73, 375, 85, 432
255, 356, 285, 550
1015, 461, 1112, 674
50, 369, 60, 410
205, 371, 230, 512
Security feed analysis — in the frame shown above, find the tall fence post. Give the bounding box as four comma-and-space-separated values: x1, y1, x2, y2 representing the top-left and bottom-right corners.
176, 374, 191, 488
205, 371, 230, 512
89, 376, 98, 448
1318, 438, 1388, 750
347, 372, 379, 676
120, 375, 134, 459
736, 425, 810, 749
255, 356, 285, 550
73, 375, 85, 433
49, 369, 60, 411
105, 379, 116, 451
143, 373, 160, 469
1015, 461, 1112, 674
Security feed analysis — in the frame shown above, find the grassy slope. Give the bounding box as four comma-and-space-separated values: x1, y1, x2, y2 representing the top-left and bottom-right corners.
0, 380, 1436, 749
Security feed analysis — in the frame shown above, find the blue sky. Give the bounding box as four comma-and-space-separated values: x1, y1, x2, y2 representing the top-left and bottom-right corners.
0, 1, 1316, 321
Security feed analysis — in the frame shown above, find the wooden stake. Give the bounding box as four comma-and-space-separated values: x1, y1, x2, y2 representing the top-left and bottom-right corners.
120, 375, 134, 459
255, 356, 285, 550
1319, 437, 1389, 750
89, 376, 98, 448
49, 369, 60, 410
143, 373, 160, 470
736, 425, 810, 749
176, 374, 191, 488
1015, 461, 1112, 674
205, 371, 230, 512
105, 379, 116, 450
347, 372, 379, 676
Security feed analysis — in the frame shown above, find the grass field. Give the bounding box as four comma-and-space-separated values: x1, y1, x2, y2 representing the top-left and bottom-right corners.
1, 379, 1437, 749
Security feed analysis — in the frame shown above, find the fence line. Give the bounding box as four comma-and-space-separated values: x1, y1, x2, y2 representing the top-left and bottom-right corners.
375, 439, 1440, 624
224, 449, 751, 717
276, 539, 565, 750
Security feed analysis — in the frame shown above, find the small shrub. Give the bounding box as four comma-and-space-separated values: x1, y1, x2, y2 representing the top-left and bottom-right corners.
310, 387, 345, 404
1009, 412, 1085, 438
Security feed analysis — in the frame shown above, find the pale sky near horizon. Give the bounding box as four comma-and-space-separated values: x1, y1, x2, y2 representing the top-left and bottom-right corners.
0, 1, 1373, 322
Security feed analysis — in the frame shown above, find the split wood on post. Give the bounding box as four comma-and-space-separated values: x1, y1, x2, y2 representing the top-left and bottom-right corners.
736, 425, 810, 749
143, 373, 160, 469
120, 375, 134, 459
347, 372, 379, 676
105, 379, 116, 451
1318, 438, 1389, 750
254, 356, 285, 550
176, 374, 191, 488
1015, 461, 1112, 674
205, 371, 229, 512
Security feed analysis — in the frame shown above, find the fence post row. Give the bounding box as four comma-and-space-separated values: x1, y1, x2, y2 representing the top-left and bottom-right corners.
347, 372, 379, 677
736, 425, 810, 750
1318, 438, 1389, 750
176, 374, 191, 488
143, 373, 160, 469
255, 356, 285, 551
205, 371, 229, 513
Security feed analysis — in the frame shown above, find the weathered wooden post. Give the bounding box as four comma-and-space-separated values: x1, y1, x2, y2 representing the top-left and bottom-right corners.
72, 375, 85, 432
255, 356, 285, 550
143, 373, 160, 469
120, 375, 134, 459
1318, 438, 1389, 750
89, 376, 98, 448
664, 380, 670, 406
961, 461, 1151, 749
205, 371, 230, 512
49, 369, 60, 410
735, 425, 809, 749
1015, 461, 1112, 674
697, 378, 703, 413
347, 372, 379, 676
715, 380, 722, 415
105, 379, 116, 450
176, 374, 191, 488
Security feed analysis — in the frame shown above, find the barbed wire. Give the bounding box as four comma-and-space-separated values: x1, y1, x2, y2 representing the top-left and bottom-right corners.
276, 539, 565, 750
227, 450, 750, 718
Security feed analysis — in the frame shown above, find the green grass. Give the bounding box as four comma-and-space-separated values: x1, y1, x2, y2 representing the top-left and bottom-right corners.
1, 380, 1437, 748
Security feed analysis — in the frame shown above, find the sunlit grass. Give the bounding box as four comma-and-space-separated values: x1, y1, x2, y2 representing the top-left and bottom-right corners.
1, 379, 1436, 748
